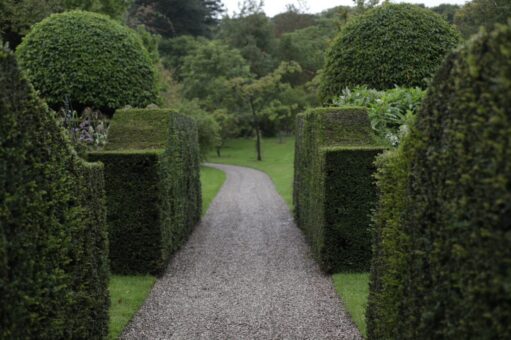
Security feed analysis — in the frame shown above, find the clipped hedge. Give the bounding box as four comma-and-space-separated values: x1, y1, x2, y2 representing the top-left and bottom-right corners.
320, 3, 459, 100
105, 108, 170, 150
366, 141, 411, 339
367, 22, 511, 338
0, 49, 108, 338
294, 107, 383, 272
89, 109, 201, 275
16, 10, 157, 113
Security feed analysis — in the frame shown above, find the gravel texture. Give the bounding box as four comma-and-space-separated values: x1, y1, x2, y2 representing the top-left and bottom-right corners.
122, 164, 362, 339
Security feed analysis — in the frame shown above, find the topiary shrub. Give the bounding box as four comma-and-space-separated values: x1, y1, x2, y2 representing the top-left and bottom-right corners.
0, 48, 108, 338
293, 107, 384, 272
367, 22, 511, 338
320, 3, 460, 101
89, 109, 201, 275
16, 10, 158, 113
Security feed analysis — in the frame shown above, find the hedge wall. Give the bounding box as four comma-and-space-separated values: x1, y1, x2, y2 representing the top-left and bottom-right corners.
90, 110, 201, 275
320, 3, 459, 101
366, 22, 511, 338
294, 107, 383, 272
0, 49, 108, 337
366, 142, 411, 339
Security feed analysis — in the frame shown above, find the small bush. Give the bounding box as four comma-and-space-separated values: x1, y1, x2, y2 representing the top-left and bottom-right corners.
0, 47, 108, 338
90, 109, 201, 275
320, 3, 460, 100
367, 22, 511, 338
16, 10, 158, 113
294, 107, 384, 272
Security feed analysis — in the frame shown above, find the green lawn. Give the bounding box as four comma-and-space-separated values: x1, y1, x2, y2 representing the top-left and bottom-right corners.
333, 273, 370, 337
108, 275, 156, 339
207, 137, 295, 207
200, 165, 226, 215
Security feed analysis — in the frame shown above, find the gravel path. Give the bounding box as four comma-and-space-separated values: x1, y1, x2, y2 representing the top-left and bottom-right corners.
122, 164, 361, 339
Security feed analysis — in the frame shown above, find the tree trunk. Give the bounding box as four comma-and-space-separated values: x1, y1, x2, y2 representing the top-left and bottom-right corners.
249, 97, 262, 161
216, 146, 221, 157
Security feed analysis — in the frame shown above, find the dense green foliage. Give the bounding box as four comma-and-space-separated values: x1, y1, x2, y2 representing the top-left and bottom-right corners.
366, 141, 411, 339
454, 0, 511, 38
90, 110, 201, 275
180, 40, 251, 109
0, 0, 130, 47
0, 49, 108, 338
367, 22, 511, 338
431, 3, 460, 24
128, 0, 224, 37
16, 11, 157, 113
218, 6, 278, 77
155, 2, 350, 143
320, 3, 460, 100
294, 107, 383, 272
335, 86, 425, 146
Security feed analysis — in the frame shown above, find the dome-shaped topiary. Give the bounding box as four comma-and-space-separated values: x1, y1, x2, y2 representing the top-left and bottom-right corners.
320, 4, 460, 101
16, 10, 158, 113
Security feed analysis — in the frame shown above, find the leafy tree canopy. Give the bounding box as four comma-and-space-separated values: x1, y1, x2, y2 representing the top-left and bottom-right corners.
128, 0, 224, 37
454, 0, 511, 38
0, 0, 130, 47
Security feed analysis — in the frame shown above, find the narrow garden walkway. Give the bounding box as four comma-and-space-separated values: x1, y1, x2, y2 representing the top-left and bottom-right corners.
122, 164, 361, 339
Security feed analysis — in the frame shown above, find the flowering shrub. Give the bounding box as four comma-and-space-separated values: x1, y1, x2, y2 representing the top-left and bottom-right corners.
334, 86, 425, 146
58, 105, 110, 153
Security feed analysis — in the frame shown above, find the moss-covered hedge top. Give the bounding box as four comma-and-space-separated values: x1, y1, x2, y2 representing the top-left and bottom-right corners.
298, 107, 376, 146
105, 109, 172, 150
320, 4, 460, 100
16, 10, 158, 113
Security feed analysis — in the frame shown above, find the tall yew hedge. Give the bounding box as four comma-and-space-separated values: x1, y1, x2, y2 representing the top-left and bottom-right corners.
89, 109, 201, 275
367, 22, 511, 338
294, 107, 383, 272
0, 49, 109, 338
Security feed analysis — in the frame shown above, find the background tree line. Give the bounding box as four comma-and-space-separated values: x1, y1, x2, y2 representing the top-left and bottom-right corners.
1, 0, 510, 159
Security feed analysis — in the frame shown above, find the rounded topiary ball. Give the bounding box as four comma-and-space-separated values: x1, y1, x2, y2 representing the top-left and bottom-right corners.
16, 10, 158, 113
320, 4, 460, 101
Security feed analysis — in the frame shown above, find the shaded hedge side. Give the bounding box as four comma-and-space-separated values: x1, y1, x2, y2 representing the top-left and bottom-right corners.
367, 22, 511, 338
88, 152, 163, 274
294, 107, 383, 272
0, 49, 108, 338
90, 110, 201, 275
160, 113, 202, 262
